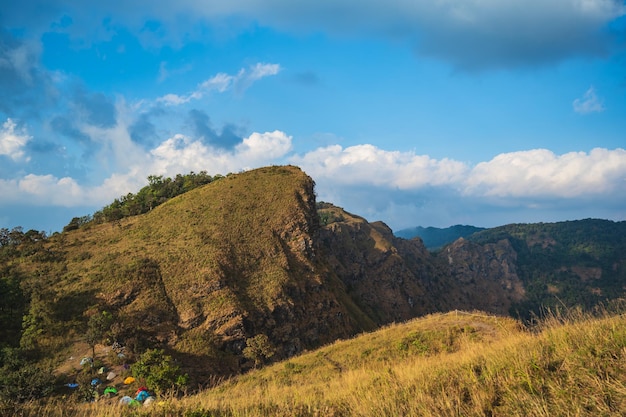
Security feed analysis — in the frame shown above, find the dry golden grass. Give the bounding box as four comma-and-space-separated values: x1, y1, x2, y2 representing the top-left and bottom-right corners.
12, 308, 626, 416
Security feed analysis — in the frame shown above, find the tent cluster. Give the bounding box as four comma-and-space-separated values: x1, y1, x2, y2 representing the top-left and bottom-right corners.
119, 387, 155, 407
63, 355, 155, 407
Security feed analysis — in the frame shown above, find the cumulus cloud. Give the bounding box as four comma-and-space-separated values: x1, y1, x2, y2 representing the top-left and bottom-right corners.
3, 121, 625, 213
293, 144, 626, 201
0, 127, 292, 209
292, 145, 626, 229
465, 148, 626, 198
0, 119, 32, 161
573, 86, 606, 114
157, 63, 281, 105
0, 174, 80, 206
150, 130, 292, 175
291, 144, 468, 189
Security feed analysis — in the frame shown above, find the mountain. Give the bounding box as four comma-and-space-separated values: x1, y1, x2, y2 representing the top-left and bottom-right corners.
394, 225, 486, 250
3, 166, 375, 381
2, 165, 626, 391
464, 220, 626, 319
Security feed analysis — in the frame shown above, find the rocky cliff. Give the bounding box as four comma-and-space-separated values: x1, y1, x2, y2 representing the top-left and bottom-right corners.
317, 204, 527, 321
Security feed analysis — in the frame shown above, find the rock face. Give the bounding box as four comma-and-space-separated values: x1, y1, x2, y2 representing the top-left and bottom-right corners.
437, 238, 525, 315
318, 205, 440, 324
317, 204, 526, 322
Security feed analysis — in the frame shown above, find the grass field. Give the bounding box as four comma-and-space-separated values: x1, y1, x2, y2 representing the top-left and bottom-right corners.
10, 307, 626, 416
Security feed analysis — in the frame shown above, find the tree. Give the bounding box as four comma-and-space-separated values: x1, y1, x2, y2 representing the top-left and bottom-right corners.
63, 215, 92, 232
20, 283, 54, 354
243, 334, 276, 368
0, 347, 55, 404
0, 267, 26, 350
85, 311, 114, 359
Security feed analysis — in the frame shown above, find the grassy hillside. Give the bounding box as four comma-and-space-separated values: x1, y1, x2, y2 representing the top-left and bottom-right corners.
11, 307, 626, 416
4, 165, 368, 386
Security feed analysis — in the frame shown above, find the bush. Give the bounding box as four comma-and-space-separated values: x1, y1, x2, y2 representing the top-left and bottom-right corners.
131, 349, 188, 396
243, 334, 276, 368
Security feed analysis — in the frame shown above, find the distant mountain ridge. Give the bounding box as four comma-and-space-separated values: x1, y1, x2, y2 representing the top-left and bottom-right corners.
394, 225, 486, 250
2, 165, 625, 388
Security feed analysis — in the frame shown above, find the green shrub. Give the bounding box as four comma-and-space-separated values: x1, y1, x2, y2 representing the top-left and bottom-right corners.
131, 349, 188, 396
243, 334, 276, 368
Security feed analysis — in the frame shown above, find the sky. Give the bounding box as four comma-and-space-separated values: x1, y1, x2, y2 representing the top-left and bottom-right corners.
1, 0, 625, 234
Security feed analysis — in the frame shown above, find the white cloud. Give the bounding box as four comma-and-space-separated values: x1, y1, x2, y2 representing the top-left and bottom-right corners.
150, 130, 292, 175
0, 118, 32, 161
573, 86, 605, 114
292, 144, 626, 200
3, 123, 624, 216
235, 131, 292, 163
291, 145, 626, 230
157, 63, 281, 105
200, 73, 234, 93
291, 144, 469, 189
465, 148, 626, 198
157, 93, 192, 106
0, 174, 84, 206
20, 174, 82, 204
0, 128, 293, 210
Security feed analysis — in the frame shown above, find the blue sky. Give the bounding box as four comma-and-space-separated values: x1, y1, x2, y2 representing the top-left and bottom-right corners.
1, 0, 625, 234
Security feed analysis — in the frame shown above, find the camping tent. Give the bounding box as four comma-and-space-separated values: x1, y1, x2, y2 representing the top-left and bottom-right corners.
119, 395, 141, 407
135, 389, 150, 402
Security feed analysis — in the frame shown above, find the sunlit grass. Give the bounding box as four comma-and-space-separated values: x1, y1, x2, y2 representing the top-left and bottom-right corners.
12, 308, 626, 416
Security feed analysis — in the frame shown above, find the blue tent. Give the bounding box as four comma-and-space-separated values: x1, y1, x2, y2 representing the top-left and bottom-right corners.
135, 389, 151, 402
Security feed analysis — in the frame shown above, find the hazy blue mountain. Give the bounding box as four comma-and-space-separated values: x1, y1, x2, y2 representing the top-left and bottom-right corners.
395, 225, 486, 250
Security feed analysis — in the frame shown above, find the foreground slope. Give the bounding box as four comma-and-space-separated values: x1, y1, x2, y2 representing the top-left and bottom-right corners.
178, 309, 626, 417
17, 309, 626, 416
